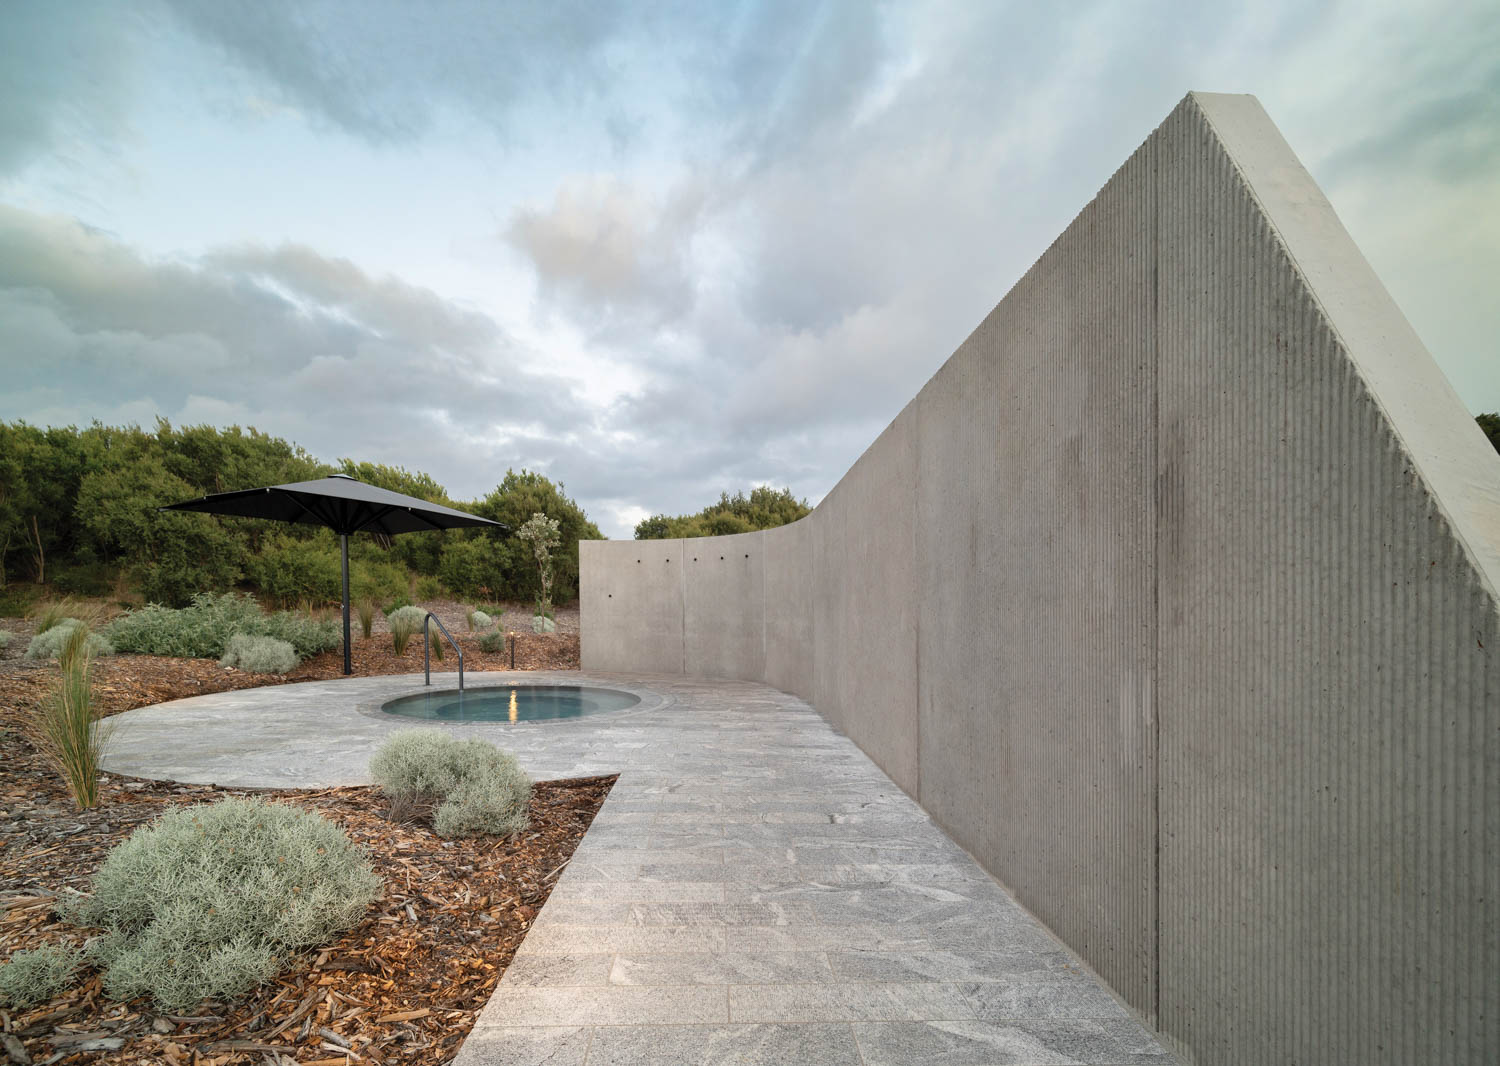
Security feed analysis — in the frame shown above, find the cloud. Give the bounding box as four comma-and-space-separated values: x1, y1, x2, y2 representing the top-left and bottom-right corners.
506, 176, 706, 329
160, 0, 628, 142
0, 1, 142, 176
3, 0, 1496, 540
0, 204, 589, 500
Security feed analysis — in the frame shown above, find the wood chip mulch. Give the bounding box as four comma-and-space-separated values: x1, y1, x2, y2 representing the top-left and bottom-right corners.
0, 636, 611, 1066
0, 629, 580, 724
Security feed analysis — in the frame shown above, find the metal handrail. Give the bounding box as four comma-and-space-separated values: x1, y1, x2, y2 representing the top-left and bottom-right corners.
422, 612, 465, 689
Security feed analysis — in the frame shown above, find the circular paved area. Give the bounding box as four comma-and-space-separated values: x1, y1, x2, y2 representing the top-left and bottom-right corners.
103, 671, 1177, 1065
102, 670, 674, 788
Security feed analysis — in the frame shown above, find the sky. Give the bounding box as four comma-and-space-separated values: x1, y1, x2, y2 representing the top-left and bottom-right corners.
1, 0, 1495, 538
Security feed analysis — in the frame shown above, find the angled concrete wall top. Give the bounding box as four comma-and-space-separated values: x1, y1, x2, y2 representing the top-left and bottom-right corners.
581, 92, 1500, 1066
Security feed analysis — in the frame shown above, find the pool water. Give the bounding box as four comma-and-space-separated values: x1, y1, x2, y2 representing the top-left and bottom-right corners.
381, 685, 640, 723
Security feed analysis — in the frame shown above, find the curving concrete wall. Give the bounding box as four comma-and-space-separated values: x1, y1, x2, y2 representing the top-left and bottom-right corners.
579, 92, 1500, 1066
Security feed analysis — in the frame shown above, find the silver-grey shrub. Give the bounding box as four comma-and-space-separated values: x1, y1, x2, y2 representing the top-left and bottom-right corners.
370, 729, 531, 839
468, 609, 494, 630
219, 633, 298, 675
387, 605, 428, 630
25, 619, 114, 660
105, 592, 338, 661
0, 943, 83, 1010
65, 797, 382, 1011
0, 630, 11, 650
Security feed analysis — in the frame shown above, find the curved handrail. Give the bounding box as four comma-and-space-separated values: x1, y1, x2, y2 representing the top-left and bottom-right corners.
422, 612, 465, 689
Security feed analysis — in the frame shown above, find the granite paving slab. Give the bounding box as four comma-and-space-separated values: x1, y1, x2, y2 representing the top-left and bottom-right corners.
101, 671, 1179, 1065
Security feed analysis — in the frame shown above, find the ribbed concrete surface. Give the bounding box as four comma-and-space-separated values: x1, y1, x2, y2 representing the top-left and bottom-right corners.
581, 91, 1500, 1065
1153, 96, 1500, 1065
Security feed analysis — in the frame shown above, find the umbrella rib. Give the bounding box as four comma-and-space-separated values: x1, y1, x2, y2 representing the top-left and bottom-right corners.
285, 493, 344, 532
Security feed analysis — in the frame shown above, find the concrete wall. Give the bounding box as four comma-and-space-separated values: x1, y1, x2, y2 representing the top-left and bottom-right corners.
580, 92, 1500, 1065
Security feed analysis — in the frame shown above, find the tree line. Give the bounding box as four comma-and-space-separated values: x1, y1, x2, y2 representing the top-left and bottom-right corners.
0, 420, 601, 608
633, 486, 811, 539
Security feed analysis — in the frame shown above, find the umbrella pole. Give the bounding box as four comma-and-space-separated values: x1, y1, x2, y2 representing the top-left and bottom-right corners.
341, 533, 352, 676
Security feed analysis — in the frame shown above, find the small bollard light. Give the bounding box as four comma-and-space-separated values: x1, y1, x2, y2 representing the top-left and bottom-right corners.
508, 631, 516, 669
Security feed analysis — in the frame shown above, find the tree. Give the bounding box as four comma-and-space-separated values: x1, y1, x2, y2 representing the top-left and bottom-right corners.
1478, 413, 1500, 456
635, 486, 812, 539
516, 513, 562, 620
470, 470, 602, 602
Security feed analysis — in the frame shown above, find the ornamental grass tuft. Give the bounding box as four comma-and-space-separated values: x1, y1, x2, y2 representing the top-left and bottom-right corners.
25, 618, 114, 660
28, 621, 112, 809
32, 597, 85, 635
356, 598, 376, 639
387, 605, 427, 655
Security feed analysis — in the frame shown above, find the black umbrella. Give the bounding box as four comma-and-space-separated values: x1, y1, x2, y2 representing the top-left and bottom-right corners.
162, 474, 506, 675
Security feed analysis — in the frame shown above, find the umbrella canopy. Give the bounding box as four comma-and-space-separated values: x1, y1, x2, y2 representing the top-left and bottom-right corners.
163, 474, 507, 674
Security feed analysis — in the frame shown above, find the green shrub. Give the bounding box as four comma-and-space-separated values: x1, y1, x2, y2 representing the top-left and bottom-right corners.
245, 534, 409, 608
243, 534, 341, 606
0, 943, 84, 1010
219, 634, 298, 674
437, 537, 506, 600
369, 730, 531, 839
105, 593, 337, 661
382, 596, 413, 617
255, 610, 340, 660
65, 797, 382, 1011
413, 575, 445, 601
52, 560, 118, 597
0, 583, 44, 618
29, 622, 112, 808
477, 630, 505, 653
106, 593, 258, 658
25, 619, 115, 660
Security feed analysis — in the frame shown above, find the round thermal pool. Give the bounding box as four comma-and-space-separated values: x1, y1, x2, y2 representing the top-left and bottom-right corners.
381, 685, 640, 723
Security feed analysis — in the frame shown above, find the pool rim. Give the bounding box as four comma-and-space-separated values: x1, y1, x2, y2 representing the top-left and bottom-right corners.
356, 677, 670, 725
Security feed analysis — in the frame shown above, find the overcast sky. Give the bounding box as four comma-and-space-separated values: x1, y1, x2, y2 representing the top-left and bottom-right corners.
2, 0, 1495, 537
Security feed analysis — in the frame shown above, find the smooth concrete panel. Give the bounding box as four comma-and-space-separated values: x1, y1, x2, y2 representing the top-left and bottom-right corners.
761, 518, 815, 700
683, 529, 765, 681
1153, 93, 1499, 1066
580, 538, 685, 675
914, 130, 1159, 1020
813, 412, 920, 796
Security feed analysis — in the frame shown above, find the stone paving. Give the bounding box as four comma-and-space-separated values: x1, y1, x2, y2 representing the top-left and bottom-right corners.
102, 671, 1178, 1066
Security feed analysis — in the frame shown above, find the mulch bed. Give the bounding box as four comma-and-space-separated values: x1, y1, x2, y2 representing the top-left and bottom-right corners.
0, 629, 580, 722
0, 629, 606, 1065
